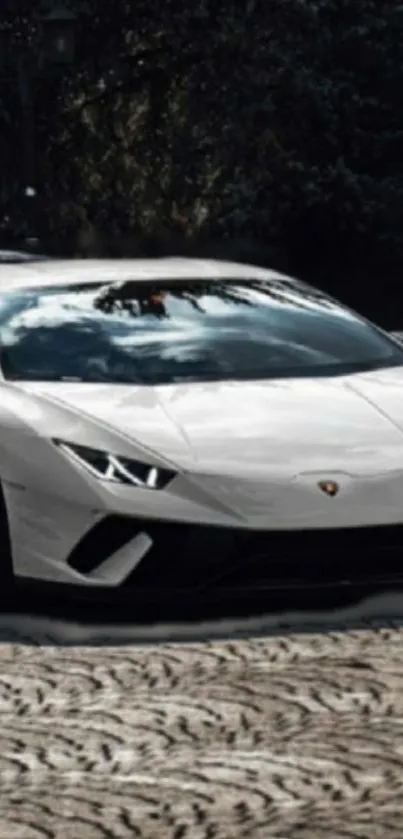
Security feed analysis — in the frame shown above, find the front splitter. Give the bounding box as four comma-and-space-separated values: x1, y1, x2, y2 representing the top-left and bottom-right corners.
10, 566, 403, 626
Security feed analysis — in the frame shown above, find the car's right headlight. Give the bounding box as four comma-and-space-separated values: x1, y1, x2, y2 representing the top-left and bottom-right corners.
53, 440, 177, 489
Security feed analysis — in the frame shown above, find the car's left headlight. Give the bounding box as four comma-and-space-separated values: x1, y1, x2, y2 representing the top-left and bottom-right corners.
53, 440, 177, 489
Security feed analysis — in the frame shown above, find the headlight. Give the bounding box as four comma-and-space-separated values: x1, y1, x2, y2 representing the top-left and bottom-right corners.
54, 440, 176, 489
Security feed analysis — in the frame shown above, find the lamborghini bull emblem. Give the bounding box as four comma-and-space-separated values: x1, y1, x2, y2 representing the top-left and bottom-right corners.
318, 480, 339, 497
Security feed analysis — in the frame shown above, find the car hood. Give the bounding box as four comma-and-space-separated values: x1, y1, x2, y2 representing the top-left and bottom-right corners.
20, 367, 403, 476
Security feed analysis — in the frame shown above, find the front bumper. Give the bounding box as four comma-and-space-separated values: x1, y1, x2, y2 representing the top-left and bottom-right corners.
6, 473, 403, 592
65, 514, 403, 591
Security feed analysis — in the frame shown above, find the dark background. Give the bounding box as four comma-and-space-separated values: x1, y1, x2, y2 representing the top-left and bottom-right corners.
1, 0, 403, 328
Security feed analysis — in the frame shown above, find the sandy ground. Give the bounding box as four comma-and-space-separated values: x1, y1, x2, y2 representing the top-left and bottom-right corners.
0, 599, 403, 838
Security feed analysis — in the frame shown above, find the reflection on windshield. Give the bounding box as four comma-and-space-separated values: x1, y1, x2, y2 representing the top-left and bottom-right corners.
0, 277, 401, 384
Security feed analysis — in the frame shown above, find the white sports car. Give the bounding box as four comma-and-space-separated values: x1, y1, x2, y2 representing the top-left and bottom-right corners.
0, 255, 402, 597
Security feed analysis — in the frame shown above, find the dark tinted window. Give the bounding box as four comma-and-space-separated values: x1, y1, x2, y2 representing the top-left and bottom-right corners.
0, 277, 401, 383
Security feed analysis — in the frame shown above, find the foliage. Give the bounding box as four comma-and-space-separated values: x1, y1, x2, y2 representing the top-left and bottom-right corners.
2, 0, 403, 297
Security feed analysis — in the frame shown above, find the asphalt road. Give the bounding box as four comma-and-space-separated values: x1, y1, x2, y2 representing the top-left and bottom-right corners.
0, 595, 403, 838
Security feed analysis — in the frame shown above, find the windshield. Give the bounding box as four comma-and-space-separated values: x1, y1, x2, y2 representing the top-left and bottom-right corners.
0, 276, 401, 384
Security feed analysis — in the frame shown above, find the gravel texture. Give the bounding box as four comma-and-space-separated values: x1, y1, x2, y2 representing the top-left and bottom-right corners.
0, 610, 403, 838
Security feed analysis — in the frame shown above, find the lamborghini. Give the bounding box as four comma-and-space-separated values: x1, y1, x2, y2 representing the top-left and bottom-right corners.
0, 255, 403, 597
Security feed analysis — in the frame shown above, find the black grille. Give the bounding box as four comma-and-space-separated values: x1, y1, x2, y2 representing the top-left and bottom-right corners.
67, 516, 403, 590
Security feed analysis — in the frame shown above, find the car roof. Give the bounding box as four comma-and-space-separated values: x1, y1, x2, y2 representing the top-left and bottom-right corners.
0, 256, 291, 292
0, 250, 50, 264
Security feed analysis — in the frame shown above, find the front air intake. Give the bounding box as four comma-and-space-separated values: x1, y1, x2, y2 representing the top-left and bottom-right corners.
67, 516, 403, 590
67, 516, 143, 574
